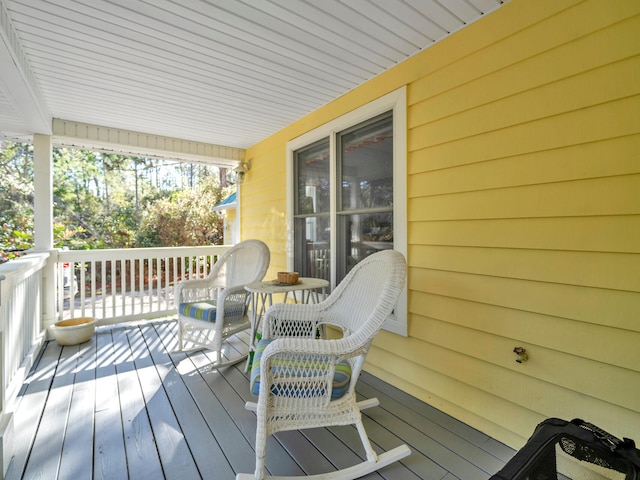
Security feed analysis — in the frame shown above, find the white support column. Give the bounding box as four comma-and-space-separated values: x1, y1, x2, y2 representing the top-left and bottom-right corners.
33, 134, 53, 250
32, 134, 56, 329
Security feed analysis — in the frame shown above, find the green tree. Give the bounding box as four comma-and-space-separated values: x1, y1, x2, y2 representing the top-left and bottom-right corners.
53, 147, 104, 246
0, 142, 34, 258
1, 140, 232, 261
137, 175, 229, 247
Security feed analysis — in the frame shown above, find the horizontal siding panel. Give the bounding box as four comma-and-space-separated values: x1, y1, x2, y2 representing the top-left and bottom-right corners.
410, 292, 640, 371
241, 201, 284, 218
241, 216, 286, 240
242, 156, 285, 208
369, 338, 640, 444
243, 172, 286, 196
365, 361, 532, 449
242, 187, 283, 206
409, 313, 640, 410
410, 56, 640, 148
410, 268, 640, 333
407, 0, 639, 107
242, 144, 288, 274
409, 174, 640, 220
402, 0, 580, 97
408, 12, 640, 125
240, 225, 286, 247
409, 135, 640, 194
409, 245, 640, 292
408, 94, 640, 166
408, 216, 640, 253
366, 345, 541, 448
248, 151, 285, 175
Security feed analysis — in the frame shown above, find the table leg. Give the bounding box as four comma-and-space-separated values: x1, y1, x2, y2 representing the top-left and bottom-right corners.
246, 292, 272, 371
246, 292, 258, 371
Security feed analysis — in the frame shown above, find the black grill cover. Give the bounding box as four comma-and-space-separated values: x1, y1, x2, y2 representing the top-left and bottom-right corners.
491, 418, 640, 480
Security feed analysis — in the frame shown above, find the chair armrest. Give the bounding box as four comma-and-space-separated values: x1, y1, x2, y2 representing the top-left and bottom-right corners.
263, 335, 360, 359
218, 284, 249, 299
175, 278, 214, 303
177, 277, 250, 304
262, 337, 338, 360
212, 284, 251, 324
217, 284, 251, 309
262, 302, 327, 339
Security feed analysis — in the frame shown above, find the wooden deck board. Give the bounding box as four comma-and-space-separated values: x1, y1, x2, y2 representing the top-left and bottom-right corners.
143, 324, 234, 480
22, 342, 76, 480
5, 338, 59, 480
5, 319, 513, 480
140, 323, 236, 479
113, 327, 165, 479
357, 380, 503, 478
359, 375, 515, 463
127, 326, 201, 480
93, 327, 128, 480
58, 339, 96, 480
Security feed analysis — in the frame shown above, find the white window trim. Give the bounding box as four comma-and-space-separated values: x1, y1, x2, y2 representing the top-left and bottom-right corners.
286, 87, 407, 336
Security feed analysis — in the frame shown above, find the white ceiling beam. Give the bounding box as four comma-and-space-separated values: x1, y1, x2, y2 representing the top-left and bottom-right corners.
52, 119, 245, 167
0, 0, 50, 137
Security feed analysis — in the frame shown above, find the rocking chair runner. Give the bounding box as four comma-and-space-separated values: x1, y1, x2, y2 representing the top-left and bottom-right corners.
237, 249, 410, 480
175, 239, 270, 367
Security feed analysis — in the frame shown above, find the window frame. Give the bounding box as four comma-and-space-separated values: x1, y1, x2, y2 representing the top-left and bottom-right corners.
286, 87, 407, 336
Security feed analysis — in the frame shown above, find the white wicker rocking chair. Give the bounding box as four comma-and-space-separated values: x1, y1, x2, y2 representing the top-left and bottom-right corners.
238, 249, 410, 480
175, 239, 270, 368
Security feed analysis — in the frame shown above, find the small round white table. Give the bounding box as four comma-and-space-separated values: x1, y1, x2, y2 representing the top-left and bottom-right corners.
244, 277, 329, 369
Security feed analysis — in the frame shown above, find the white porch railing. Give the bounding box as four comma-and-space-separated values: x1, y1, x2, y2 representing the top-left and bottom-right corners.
0, 252, 49, 475
0, 253, 48, 408
56, 245, 230, 325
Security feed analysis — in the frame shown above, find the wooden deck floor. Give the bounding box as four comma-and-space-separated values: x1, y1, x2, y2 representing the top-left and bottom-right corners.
5, 319, 514, 480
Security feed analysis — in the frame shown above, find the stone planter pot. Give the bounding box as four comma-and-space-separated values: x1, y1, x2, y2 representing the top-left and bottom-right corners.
51, 317, 96, 346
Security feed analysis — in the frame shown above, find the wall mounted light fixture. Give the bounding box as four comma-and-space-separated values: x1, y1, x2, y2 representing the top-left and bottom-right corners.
234, 160, 251, 183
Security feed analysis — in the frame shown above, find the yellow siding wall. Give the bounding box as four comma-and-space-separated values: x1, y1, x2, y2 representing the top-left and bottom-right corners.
240, 140, 288, 279
243, 0, 640, 448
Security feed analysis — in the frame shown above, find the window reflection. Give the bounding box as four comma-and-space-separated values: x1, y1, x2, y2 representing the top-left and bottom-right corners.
340, 115, 393, 211
294, 139, 330, 280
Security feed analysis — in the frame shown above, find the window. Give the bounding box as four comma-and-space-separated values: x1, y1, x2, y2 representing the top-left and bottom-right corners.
287, 88, 407, 335
293, 138, 331, 281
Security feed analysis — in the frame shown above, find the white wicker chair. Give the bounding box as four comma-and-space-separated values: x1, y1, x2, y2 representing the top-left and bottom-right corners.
175, 239, 270, 368
238, 249, 410, 480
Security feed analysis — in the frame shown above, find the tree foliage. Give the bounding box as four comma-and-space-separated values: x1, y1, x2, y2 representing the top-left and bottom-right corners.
0, 143, 34, 256
137, 176, 226, 247
0, 141, 235, 261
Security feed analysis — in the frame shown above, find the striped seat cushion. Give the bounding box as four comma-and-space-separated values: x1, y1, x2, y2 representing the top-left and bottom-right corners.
179, 300, 218, 322
250, 339, 352, 399
179, 300, 247, 323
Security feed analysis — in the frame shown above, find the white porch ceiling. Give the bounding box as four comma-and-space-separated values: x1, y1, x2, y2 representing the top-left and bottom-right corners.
0, 0, 504, 151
